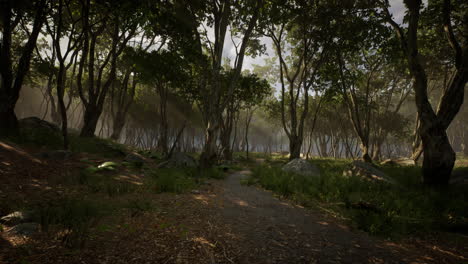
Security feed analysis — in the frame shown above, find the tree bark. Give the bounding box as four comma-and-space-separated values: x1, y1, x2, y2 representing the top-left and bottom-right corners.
0, 102, 18, 136
289, 136, 302, 160
110, 111, 126, 141
463, 130, 468, 157
80, 106, 101, 137
200, 120, 219, 168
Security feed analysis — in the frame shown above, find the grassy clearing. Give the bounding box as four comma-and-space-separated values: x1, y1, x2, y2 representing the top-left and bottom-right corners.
245, 158, 468, 238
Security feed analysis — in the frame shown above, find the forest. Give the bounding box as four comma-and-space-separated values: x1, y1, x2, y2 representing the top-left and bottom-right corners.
0, 0, 467, 263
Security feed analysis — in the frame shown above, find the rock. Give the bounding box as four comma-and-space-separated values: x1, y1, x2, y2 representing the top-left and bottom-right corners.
1, 211, 34, 225
282, 158, 321, 177
343, 160, 396, 184
38, 150, 72, 160
124, 152, 146, 164
19, 117, 59, 132
159, 152, 197, 168
7, 223, 40, 236
190, 189, 201, 194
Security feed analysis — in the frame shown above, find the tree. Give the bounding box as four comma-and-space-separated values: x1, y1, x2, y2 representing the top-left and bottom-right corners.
109, 35, 160, 141
219, 71, 271, 160
381, 0, 467, 185
76, 0, 138, 137
266, 0, 329, 160
184, 0, 264, 167
0, 0, 47, 136
46, 0, 82, 149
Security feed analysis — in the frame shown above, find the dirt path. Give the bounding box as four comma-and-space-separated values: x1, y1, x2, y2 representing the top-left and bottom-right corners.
214, 170, 463, 264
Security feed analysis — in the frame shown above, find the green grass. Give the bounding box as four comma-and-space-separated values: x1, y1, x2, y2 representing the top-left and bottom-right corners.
245, 159, 468, 238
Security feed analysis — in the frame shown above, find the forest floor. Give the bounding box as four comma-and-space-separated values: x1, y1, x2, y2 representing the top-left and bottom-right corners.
0, 140, 467, 264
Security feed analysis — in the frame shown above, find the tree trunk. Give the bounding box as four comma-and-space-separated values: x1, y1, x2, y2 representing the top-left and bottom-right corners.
56, 64, 69, 149
463, 131, 468, 157
220, 130, 233, 161
360, 143, 372, 163
200, 121, 218, 168
420, 123, 455, 184
411, 113, 423, 161
289, 136, 302, 160
220, 106, 234, 161
110, 112, 126, 141
158, 125, 169, 156
80, 107, 100, 137
0, 102, 18, 137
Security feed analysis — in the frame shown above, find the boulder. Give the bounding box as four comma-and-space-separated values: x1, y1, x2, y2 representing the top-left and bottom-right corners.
0, 211, 34, 225
124, 152, 147, 165
19, 117, 59, 132
282, 158, 321, 177
6, 223, 40, 236
343, 160, 396, 184
158, 152, 197, 168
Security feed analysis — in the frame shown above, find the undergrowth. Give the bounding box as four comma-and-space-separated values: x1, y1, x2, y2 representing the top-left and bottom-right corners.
246, 159, 468, 238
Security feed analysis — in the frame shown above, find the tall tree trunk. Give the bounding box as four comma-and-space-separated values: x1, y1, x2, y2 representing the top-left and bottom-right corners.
80, 106, 101, 137
289, 135, 302, 160
410, 112, 423, 162
360, 143, 372, 163
0, 102, 18, 137
110, 112, 126, 141
200, 120, 219, 168
220, 131, 233, 161
220, 103, 234, 161
56, 64, 69, 149
420, 123, 455, 184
